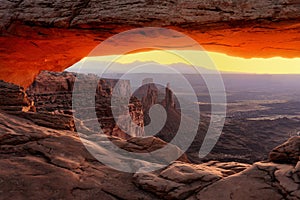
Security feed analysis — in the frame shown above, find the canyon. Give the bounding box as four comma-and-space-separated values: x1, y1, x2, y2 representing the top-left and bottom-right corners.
2, 67, 300, 161
0, 75, 299, 199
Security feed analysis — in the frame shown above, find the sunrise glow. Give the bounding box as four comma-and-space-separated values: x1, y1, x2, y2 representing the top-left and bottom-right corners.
81, 50, 300, 74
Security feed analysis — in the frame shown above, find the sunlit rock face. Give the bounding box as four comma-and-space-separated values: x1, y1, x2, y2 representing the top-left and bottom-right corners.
0, 0, 300, 88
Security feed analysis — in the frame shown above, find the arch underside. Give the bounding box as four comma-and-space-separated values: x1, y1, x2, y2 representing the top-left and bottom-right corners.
1, 0, 300, 88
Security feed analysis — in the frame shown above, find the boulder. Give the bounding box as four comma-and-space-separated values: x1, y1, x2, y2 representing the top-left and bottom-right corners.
269, 136, 300, 164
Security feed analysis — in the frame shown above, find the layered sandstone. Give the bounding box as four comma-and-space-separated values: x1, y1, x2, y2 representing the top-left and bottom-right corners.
27, 70, 144, 138
0, 71, 145, 138
0, 80, 33, 112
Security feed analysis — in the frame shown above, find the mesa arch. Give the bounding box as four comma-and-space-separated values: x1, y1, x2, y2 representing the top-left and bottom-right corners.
0, 0, 300, 88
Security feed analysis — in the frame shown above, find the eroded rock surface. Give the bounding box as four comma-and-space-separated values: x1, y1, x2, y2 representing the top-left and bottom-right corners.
133, 161, 250, 200
0, 80, 33, 112
26, 71, 144, 138
1, 0, 300, 30
269, 136, 300, 164
196, 161, 300, 200
0, 111, 173, 200
134, 138, 300, 200
0, 110, 242, 200
0, 71, 145, 138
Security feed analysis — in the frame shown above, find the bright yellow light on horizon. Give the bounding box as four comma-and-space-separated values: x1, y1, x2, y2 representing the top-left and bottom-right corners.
208, 52, 300, 74
84, 50, 300, 74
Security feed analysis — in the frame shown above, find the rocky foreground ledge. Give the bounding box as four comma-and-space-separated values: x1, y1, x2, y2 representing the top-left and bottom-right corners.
0, 108, 299, 199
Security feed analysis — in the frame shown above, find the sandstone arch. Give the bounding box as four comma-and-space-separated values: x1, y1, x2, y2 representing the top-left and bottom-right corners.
0, 0, 300, 88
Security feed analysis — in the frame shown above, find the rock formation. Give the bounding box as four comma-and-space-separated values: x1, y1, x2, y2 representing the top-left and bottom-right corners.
0, 80, 33, 112
140, 78, 158, 113
0, 110, 187, 200
0, 71, 145, 138
133, 161, 250, 200
0, 107, 299, 199
162, 83, 176, 110
1, 0, 300, 30
195, 160, 300, 200
269, 136, 300, 164
27, 71, 75, 114
25, 71, 182, 139
133, 137, 300, 199
28, 71, 145, 138
0, 1, 300, 88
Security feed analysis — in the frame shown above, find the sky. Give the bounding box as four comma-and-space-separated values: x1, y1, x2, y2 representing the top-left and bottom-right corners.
68, 50, 300, 74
